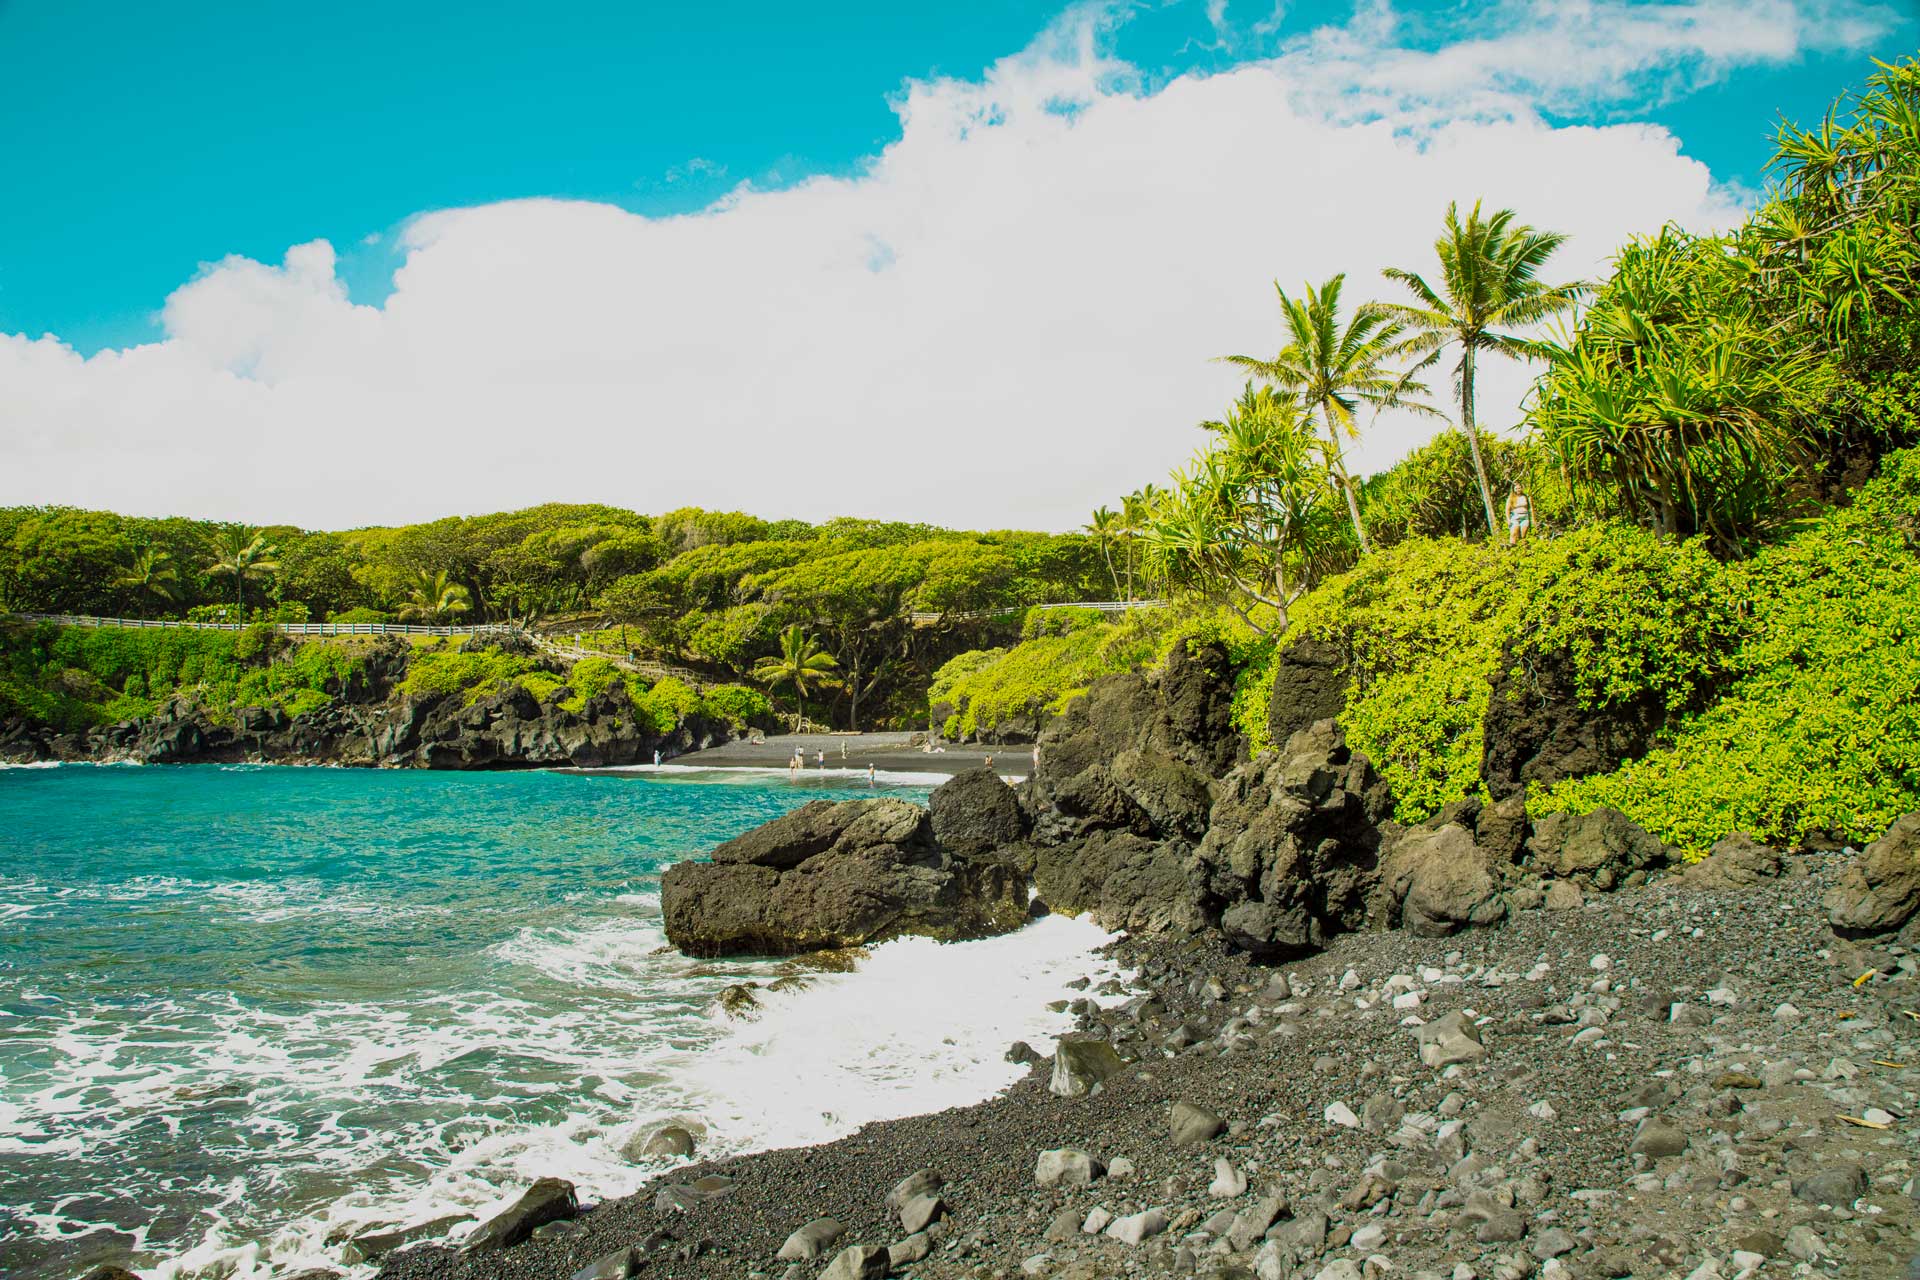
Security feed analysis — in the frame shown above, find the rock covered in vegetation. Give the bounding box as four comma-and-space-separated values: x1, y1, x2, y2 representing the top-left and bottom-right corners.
4, 636, 739, 769
1479, 644, 1673, 801
659, 798, 1029, 957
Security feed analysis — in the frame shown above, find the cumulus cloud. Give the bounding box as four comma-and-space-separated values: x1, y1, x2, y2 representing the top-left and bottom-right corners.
0, 1, 1889, 530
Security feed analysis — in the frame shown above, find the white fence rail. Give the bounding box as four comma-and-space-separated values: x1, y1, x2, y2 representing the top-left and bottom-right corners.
906, 599, 1165, 624
7, 613, 514, 638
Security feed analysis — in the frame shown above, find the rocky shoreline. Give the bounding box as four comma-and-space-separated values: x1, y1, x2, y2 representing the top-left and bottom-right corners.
65, 635, 1920, 1280
355, 637, 1917, 1280
369, 850, 1917, 1280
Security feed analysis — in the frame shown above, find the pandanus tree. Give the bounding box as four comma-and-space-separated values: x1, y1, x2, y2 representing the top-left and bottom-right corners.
205, 528, 279, 617
1530, 227, 1816, 549
751, 624, 840, 732
1144, 387, 1336, 632
116, 548, 180, 611
1380, 202, 1585, 536
398, 569, 472, 623
1222, 274, 1434, 554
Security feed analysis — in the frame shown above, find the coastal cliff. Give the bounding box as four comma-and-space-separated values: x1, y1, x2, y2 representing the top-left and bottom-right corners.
0, 630, 748, 769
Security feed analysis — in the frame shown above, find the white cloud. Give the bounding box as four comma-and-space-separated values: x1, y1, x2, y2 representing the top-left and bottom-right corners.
0, 1, 1889, 531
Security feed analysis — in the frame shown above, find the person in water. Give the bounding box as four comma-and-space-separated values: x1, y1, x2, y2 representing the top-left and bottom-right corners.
866, 762, 876, 787
1505, 486, 1533, 546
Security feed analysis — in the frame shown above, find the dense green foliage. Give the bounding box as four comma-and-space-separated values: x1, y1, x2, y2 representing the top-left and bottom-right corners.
1226, 524, 1735, 821
1536, 449, 1920, 855
0, 622, 364, 731
0, 498, 1109, 729
1531, 58, 1920, 547
930, 608, 1194, 740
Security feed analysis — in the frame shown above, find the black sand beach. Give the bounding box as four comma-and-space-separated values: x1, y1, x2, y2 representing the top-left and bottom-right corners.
647, 733, 1033, 781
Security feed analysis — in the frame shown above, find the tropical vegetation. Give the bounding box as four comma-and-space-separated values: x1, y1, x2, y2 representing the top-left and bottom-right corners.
939, 54, 1920, 857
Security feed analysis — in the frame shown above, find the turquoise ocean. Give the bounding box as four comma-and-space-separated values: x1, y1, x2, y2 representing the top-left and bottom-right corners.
0, 764, 1121, 1280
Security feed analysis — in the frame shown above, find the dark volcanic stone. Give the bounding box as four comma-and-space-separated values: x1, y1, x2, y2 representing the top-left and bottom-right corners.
1480, 643, 1670, 801
1826, 813, 1920, 938
464, 1179, 577, 1253
1191, 720, 1392, 958
661, 799, 1030, 956
1526, 807, 1670, 891
1265, 638, 1348, 749
930, 768, 1028, 856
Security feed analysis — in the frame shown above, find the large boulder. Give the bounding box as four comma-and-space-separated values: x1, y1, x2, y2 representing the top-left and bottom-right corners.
1381, 822, 1508, 937
1480, 645, 1669, 801
1023, 830, 1200, 934
1158, 637, 1243, 777
1827, 813, 1920, 939
1525, 807, 1670, 891
463, 1178, 577, 1252
1191, 721, 1395, 959
1683, 832, 1787, 890
661, 798, 1029, 956
930, 768, 1028, 856
1024, 638, 1245, 844
1265, 639, 1349, 749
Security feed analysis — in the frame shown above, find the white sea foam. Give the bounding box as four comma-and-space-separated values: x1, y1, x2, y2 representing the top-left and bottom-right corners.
55, 910, 1124, 1280
600, 762, 958, 787
666, 914, 1127, 1150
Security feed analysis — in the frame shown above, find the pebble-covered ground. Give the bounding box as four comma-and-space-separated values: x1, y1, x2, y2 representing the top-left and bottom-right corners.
379, 856, 1919, 1280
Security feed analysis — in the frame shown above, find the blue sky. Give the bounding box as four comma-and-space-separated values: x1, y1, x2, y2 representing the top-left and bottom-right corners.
1, 1, 1910, 527
1, 0, 1905, 355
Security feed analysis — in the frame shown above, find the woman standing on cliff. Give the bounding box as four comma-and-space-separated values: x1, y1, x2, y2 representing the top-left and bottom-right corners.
1505, 486, 1533, 545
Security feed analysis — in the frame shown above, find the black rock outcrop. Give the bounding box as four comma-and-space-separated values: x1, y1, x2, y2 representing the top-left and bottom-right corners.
2, 639, 736, 770
660, 798, 1029, 957
1480, 645, 1668, 801
1190, 720, 1396, 958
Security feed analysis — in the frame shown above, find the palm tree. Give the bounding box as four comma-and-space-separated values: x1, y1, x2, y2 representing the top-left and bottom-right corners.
398, 569, 472, 624
1223, 274, 1434, 554
205, 527, 279, 617
1380, 202, 1585, 536
1086, 506, 1123, 597
751, 624, 840, 732
116, 548, 180, 610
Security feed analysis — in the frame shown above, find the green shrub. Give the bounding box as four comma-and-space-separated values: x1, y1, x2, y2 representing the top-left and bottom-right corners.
557, 656, 623, 712
396, 647, 539, 705
699, 683, 772, 729
1536, 447, 1920, 856
929, 608, 1179, 739
1235, 524, 1745, 822
0, 622, 365, 731
327, 606, 392, 624
1020, 606, 1106, 640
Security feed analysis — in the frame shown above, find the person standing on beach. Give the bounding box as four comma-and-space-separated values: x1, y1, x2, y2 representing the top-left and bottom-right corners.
653, 749, 661, 767
815, 749, 825, 769
1505, 486, 1533, 546
866, 763, 875, 788
788, 751, 800, 779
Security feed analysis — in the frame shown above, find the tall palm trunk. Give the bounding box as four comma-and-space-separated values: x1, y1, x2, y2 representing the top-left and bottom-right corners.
1322, 405, 1372, 554
1459, 347, 1500, 537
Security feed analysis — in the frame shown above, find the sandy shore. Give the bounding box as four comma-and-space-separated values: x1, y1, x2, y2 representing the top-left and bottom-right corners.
643, 733, 1032, 781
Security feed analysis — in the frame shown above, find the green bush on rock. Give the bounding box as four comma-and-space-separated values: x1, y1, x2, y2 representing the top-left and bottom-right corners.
1536, 449, 1920, 857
